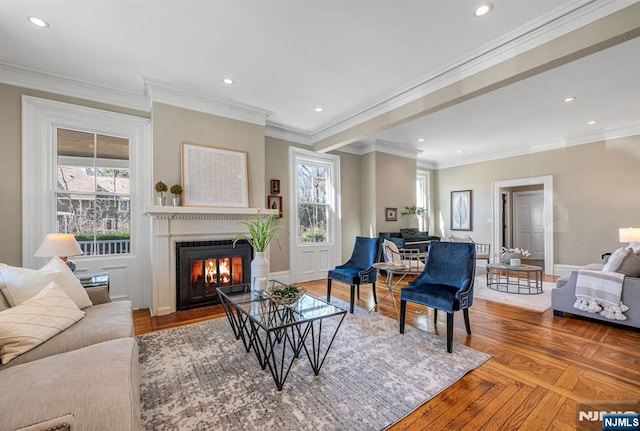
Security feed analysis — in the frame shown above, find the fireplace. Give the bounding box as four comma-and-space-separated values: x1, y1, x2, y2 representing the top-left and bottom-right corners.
176, 239, 252, 310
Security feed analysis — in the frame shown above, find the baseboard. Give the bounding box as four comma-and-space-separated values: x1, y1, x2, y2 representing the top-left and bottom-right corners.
553, 264, 581, 277
269, 270, 292, 285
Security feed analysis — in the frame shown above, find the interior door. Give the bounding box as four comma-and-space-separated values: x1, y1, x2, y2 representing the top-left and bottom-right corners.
513, 191, 544, 260
289, 148, 340, 283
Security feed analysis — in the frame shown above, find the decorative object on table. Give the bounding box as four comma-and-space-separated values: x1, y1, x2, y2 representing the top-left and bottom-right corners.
270, 179, 280, 195
499, 247, 531, 265
34, 233, 83, 272
169, 184, 183, 206
401, 204, 427, 229
265, 284, 306, 306
267, 195, 283, 218
450, 190, 472, 231
233, 210, 286, 292
181, 142, 248, 208
154, 181, 168, 206
385, 207, 397, 222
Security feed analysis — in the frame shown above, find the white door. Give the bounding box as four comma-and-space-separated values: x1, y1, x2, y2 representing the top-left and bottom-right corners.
513, 191, 545, 260
22, 97, 151, 308
289, 147, 340, 282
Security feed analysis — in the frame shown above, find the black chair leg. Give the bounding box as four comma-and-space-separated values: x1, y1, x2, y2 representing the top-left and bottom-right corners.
446, 313, 454, 353
349, 285, 355, 313
433, 308, 438, 324
326, 279, 332, 302
399, 300, 407, 334
356, 284, 360, 299
463, 308, 471, 334
372, 281, 378, 304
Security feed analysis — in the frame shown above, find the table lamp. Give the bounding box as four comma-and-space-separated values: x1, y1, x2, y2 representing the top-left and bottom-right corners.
34, 233, 83, 272
619, 227, 640, 244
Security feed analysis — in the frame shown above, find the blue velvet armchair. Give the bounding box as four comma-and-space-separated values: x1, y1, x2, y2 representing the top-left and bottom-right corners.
399, 241, 476, 352
327, 236, 380, 313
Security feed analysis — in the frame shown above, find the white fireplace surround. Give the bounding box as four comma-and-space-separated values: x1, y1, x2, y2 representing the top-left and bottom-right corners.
145, 206, 276, 316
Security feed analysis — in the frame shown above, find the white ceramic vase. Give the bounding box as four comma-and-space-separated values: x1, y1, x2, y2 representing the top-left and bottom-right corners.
251, 251, 269, 292
407, 214, 419, 229
501, 252, 519, 265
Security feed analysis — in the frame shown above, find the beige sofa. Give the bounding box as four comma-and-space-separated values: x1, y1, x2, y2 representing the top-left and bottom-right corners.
0, 287, 141, 430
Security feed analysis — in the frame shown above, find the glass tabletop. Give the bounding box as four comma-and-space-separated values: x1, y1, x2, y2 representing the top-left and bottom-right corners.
217, 283, 346, 332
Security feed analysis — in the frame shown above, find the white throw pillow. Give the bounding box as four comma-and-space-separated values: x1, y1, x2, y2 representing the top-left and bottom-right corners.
0, 281, 85, 364
627, 241, 640, 255
383, 240, 402, 264
602, 247, 629, 272
602, 247, 640, 277
0, 257, 92, 309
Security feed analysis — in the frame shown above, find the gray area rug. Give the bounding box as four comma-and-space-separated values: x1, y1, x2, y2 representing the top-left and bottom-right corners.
138, 298, 490, 431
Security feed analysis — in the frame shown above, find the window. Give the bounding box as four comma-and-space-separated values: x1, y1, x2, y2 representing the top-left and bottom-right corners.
296, 162, 329, 243
56, 129, 131, 255
416, 171, 430, 231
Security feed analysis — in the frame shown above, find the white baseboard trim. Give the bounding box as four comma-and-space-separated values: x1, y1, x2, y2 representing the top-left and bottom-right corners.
269, 270, 292, 285
553, 264, 581, 277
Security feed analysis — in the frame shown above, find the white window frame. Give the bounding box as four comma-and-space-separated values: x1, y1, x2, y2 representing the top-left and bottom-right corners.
21, 96, 151, 268
416, 170, 431, 232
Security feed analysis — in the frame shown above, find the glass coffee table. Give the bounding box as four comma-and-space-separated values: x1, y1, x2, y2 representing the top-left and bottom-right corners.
217, 282, 347, 391
486, 263, 543, 294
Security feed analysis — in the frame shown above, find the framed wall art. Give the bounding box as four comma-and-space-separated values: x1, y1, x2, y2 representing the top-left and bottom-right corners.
267, 195, 283, 218
181, 142, 248, 207
451, 190, 472, 231
385, 207, 397, 222
270, 179, 280, 195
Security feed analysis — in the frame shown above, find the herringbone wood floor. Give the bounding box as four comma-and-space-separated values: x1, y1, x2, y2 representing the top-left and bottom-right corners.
133, 276, 640, 430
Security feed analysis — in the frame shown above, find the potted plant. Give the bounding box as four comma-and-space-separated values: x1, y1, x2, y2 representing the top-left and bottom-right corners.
401, 204, 427, 229
170, 184, 183, 207
154, 181, 168, 206
233, 210, 286, 292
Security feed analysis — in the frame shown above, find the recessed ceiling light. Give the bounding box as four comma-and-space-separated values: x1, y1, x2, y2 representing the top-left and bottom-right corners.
418, 138, 424, 142
563, 96, 576, 103
587, 120, 597, 125
474, 3, 493, 17
28, 16, 49, 28
457, 149, 463, 154
314, 107, 323, 112
222, 78, 234, 85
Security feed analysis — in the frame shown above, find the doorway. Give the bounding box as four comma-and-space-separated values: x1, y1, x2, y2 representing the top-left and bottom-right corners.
492, 176, 554, 275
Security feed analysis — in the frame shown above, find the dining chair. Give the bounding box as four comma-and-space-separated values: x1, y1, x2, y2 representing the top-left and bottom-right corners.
399, 241, 476, 352
327, 236, 380, 313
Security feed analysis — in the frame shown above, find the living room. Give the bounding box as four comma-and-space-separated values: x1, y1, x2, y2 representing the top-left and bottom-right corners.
1, 1, 639, 430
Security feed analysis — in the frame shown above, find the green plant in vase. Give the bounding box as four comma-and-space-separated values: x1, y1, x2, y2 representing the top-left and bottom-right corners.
401, 204, 427, 229
170, 184, 183, 206
233, 210, 286, 292
154, 181, 168, 206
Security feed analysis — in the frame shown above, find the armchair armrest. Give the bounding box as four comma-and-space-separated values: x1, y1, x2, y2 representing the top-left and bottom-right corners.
358, 266, 377, 284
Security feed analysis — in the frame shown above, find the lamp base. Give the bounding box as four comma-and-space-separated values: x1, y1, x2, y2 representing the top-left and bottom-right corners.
62, 258, 77, 272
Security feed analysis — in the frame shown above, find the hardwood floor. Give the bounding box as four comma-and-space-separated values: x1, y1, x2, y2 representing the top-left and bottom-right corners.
133, 275, 640, 430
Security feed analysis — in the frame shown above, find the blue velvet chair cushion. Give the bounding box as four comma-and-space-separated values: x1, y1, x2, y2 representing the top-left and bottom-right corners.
327, 268, 363, 285
400, 283, 460, 313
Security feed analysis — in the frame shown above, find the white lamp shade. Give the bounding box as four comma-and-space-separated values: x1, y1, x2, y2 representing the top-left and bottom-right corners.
34, 233, 83, 258
619, 227, 640, 243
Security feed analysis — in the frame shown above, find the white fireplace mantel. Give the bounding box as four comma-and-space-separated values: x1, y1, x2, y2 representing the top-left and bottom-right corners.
145, 206, 277, 316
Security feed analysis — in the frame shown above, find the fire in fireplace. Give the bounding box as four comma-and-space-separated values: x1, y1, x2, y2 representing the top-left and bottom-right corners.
176, 240, 252, 310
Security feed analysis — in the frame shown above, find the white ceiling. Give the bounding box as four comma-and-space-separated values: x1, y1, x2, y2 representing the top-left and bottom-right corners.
1, 0, 638, 167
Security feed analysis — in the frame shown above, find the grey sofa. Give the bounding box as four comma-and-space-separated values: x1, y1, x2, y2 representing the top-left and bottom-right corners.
0, 287, 141, 430
552, 263, 640, 329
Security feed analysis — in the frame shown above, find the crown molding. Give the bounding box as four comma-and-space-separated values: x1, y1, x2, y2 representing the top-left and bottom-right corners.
339, 139, 422, 159
143, 78, 270, 126
265, 123, 312, 145
0, 61, 150, 112
432, 123, 640, 169
310, 0, 636, 143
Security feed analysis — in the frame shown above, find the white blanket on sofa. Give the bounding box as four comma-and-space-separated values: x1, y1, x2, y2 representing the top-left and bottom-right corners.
574, 269, 628, 320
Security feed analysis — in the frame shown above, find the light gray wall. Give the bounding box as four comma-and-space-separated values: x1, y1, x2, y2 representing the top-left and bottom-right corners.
434, 135, 640, 266
375, 152, 417, 234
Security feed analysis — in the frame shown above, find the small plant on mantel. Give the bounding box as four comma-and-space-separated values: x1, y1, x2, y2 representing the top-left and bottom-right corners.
154, 181, 168, 206
170, 184, 183, 206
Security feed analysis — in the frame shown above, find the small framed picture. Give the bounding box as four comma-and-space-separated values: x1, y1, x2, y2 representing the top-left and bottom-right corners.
267, 195, 283, 218
385, 207, 397, 221
270, 179, 280, 195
